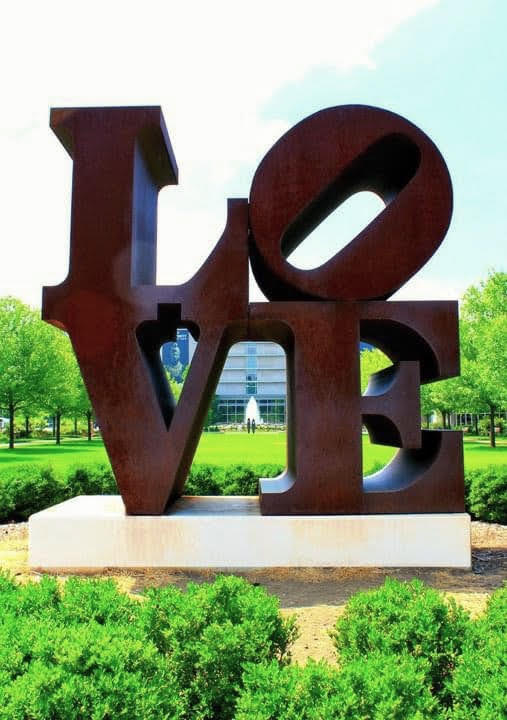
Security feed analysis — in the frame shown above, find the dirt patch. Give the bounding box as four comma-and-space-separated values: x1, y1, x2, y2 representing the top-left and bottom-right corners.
1, 520, 505, 664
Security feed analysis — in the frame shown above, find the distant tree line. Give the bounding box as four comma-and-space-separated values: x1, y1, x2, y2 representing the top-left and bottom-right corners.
0, 297, 93, 449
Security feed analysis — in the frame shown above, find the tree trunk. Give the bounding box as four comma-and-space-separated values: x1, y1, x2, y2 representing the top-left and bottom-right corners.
25, 416, 30, 437
8, 401, 14, 450
86, 410, 92, 441
474, 414, 478, 435
52, 416, 56, 438
489, 406, 496, 448
425, 414, 431, 429
74, 417, 78, 436
56, 412, 61, 445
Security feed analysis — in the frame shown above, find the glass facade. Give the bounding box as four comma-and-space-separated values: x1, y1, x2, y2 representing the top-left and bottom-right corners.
161, 333, 287, 426
217, 397, 286, 424
217, 398, 248, 424
258, 398, 286, 423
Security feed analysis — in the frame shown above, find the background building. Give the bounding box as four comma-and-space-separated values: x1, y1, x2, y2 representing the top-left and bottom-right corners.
162, 330, 373, 426
215, 342, 286, 425
162, 331, 286, 425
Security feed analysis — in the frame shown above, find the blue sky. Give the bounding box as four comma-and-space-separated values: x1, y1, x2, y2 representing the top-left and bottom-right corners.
0, 0, 504, 305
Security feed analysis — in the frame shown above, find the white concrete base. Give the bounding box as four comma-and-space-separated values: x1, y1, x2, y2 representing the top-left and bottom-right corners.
29, 496, 471, 569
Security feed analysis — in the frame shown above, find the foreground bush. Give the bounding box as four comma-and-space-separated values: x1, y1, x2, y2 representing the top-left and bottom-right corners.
467, 465, 507, 524
236, 655, 440, 720
331, 578, 470, 703
0, 574, 505, 719
140, 575, 297, 719
447, 585, 507, 719
0, 573, 297, 720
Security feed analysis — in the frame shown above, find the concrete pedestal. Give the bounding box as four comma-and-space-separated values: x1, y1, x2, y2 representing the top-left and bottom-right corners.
29, 496, 471, 570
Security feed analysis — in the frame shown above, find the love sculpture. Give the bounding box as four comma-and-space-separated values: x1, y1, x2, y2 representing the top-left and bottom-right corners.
43, 105, 464, 516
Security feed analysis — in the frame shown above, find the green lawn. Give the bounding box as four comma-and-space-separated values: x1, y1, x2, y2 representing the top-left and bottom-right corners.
0, 434, 505, 474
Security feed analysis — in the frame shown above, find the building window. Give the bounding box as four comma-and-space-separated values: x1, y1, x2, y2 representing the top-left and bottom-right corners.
246, 373, 257, 395
258, 398, 286, 424
217, 399, 247, 424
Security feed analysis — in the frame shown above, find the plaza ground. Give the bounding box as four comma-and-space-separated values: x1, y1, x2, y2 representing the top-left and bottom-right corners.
0, 433, 505, 473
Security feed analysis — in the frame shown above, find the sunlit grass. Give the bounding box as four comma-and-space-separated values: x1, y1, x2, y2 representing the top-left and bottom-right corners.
0, 434, 504, 474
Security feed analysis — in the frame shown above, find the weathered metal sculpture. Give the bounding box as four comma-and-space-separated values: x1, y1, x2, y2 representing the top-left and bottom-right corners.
43, 105, 464, 516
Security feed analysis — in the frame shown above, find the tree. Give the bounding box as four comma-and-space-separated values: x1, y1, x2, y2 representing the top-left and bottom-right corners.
42, 331, 79, 445
0, 298, 56, 449
429, 376, 472, 429
70, 359, 94, 440
460, 271, 507, 447
420, 384, 434, 429
360, 347, 391, 394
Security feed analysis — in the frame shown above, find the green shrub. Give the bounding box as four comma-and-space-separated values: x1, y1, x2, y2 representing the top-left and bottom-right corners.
236, 654, 440, 719
185, 463, 283, 496
0, 464, 64, 521
331, 578, 470, 703
65, 463, 116, 497
446, 584, 507, 719
185, 464, 225, 495
0, 461, 287, 521
0, 574, 182, 720
0, 617, 183, 720
140, 575, 298, 719
222, 464, 283, 495
0, 573, 297, 720
478, 416, 505, 436
468, 465, 507, 524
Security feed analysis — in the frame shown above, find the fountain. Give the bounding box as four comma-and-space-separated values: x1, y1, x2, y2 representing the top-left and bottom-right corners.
244, 396, 262, 425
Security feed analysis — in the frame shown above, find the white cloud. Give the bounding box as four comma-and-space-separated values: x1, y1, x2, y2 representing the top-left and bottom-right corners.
0, 0, 437, 305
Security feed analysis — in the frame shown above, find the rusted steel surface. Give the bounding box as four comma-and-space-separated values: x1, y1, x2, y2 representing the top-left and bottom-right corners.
44, 108, 249, 514
44, 104, 464, 516
249, 105, 452, 302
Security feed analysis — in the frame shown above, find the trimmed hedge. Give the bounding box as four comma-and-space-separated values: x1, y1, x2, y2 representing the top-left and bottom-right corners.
236, 655, 440, 720
0, 462, 505, 524
446, 585, 507, 719
239, 580, 506, 719
331, 578, 470, 705
0, 574, 505, 719
0, 573, 297, 720
466, 465, 507, 524
0, 462, 284, 522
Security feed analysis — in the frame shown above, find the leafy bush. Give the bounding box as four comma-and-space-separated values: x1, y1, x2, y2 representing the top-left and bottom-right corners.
65, 463, 116, 497
0, 462, 286, 520
140, 575, 298, 719
331, 578, 470, 703
3, 459, 504, 524
0, 575, 182, 720
467, 465, 507, 524
446, 584, 507, 719
185, 464, 225, 495
222, 463, 283, 495
0, 464, 64, 521
0, 462, 117, 522
478, 416, 505, 436
0, 573, 297, 720
236, 654, 440, 720
185, 463, 283, 496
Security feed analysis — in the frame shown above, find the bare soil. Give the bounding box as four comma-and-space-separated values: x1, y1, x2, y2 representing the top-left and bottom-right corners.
1, 521, 505, 664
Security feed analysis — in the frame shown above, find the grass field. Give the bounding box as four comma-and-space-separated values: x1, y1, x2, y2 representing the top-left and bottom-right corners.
0, 433, 505, 474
